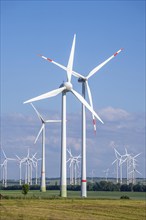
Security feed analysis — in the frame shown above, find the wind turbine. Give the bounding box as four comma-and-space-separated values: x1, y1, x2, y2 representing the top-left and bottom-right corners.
24, 35, 103, 197
67, 148, 81, 185
103, 168, 109, 182
31, 103, 61, 192
112, 148, 127, 184
39, 35, 123, 197
16, 148, 37, 185
32, 155, 42, 185
128, 152, 142, 184
90, 169, 95, 183
16, 154, 26, 185
1, 149, 16, 187
112, 148, 120, 183
67, 149, 74, 185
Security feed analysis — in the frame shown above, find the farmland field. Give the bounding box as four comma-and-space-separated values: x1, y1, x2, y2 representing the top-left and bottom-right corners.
0, 190, 146, 220
0, 190, 146, 200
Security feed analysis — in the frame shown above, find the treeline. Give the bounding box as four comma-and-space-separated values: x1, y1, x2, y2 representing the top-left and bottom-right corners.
87, 181, 146, 192
1, 181, 146, 192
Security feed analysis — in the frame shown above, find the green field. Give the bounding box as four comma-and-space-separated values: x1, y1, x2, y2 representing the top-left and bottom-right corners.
0, 190, 146, 200
0, 190, 146, 220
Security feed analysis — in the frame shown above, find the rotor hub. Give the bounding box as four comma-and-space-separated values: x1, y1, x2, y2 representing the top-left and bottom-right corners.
64, 82, 73, 91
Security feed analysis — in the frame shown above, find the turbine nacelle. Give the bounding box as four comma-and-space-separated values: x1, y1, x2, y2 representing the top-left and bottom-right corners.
78, 78, 86, 83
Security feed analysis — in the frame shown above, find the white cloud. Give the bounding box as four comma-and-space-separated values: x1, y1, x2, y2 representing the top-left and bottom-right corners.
99, 106, 130, 121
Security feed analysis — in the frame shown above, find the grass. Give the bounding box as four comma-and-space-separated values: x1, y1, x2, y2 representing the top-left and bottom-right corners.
0, 190, 146, 200
0, 190, 146, 219
0, 199, 146, 220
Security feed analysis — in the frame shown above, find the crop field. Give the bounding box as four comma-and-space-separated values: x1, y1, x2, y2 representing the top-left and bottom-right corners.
0, 190, 146, 220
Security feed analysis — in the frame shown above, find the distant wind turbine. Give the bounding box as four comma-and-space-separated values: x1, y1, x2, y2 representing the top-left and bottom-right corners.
1, 149, 16, 187
31, 103, 61, 192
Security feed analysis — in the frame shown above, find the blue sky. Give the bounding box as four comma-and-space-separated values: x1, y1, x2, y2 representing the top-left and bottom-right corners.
1, 1, 145, 180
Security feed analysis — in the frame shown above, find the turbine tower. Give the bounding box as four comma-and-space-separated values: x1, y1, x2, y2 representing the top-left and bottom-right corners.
31, 103, 61, 192
39, 36, 123, 197
0, 161, 5, 185
24, 35, 103, 197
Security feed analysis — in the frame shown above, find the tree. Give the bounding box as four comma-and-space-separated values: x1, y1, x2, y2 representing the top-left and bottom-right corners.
120, 184, 132, 192
133, 184, 143, 192
22, 184, 29, 196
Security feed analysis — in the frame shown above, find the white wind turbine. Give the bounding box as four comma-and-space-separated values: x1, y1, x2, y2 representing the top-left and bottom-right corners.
1, 149, 16, 187
24, 34, 103, 197
16, 154, 26, 185
17, 148, 37, 185
128, 152, 142, 184
25, 148, 33, 185
32, 155, 42, 185
67, 149, 74, 185
67, 149, 81, 185
23, 149, 31, 184
39, 35, 123, 197
112, 149, 120, 183
120, 147, 136, 185
112, 159, 119, 183
112, 148, 127, 184
90, 169, 95, 183
27, 151, 41, 185
103, 168, 109, 182
123, 148, 132, 185
31, 103, 61, 191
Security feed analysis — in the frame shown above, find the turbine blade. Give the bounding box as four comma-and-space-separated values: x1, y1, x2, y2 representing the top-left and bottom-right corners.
114, 148, 121, 158
71, 89, 104, 124
30, 103, 44, 122
69, 161, 72, 167
119, 157, 127, 166
38, 54, 86, 81
27, 148, 29, 158
72, 70, 86, 79
85, 81, 96, 133
2, 149, 7, 158
112, 159, 117, 165
129, 170, 133, 174
125, 147, 128, 155
32, 152, 37, 160
34, 124, 44, 144
16, 155, 21, 160
86, 48, 123, 79
45, 119, 61, 123
38, 54, 67, 72
66, 158, 71, 163
24, 87, 65, 104
67, 149, 72, 157
133, 152, 141, 159
67, 34, 76, 82
135, 170, 142, 175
